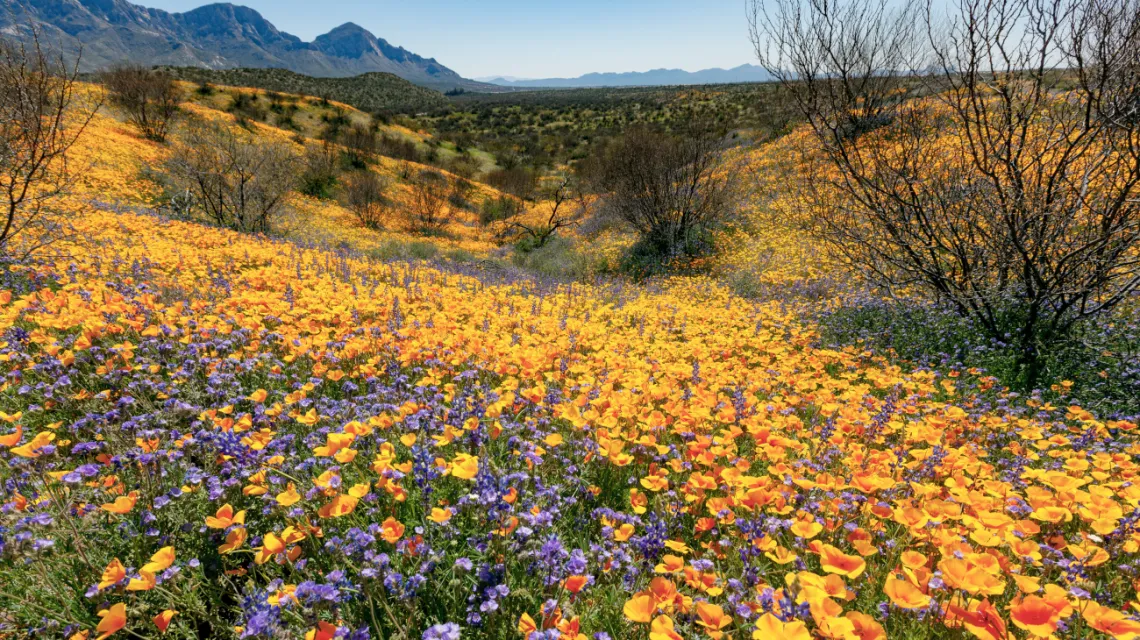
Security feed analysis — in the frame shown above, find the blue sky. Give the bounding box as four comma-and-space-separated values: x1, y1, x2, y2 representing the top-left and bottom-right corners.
141, 0, 759, 79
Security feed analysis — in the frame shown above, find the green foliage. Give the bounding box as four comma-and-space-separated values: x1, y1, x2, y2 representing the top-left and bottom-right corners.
160, 67, 448, 115
479, 195, 522, 226
366, 239, 440, 261
816, 297, 1140, 416
510, 234, 593, 281
430, 82, 798, 171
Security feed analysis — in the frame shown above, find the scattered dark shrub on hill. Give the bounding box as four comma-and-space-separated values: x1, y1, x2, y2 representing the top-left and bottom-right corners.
340, 125, 376, 169
405, 170, 452, 233
586, 125, 742, 269
485, 167, 538, 200
160, 67, 449, 116
342, 170, 390, 230
298, 142, 340, 199
227, 91, 268, 125
479, 195, 522, 225
166, 120, 298, 233
378, 135, 422, 163
101, 64, 181, 142
0, 28, 98, 257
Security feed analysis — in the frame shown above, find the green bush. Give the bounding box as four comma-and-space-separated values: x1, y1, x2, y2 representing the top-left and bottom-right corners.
479, 195, 521, 225
816, 297, 1140, 416
511, 235, 592, 281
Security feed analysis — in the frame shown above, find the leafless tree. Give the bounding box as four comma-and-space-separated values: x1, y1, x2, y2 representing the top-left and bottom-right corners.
589, 126, 743, 258
507, 176, 585, 248
405, 170, 452, 233
341, 124, 376, 167
299, 140, 339, 199
342, 170, 390, 230
166, 120, 298, 233
750, 0, 1140, 389
0, 29, 99, 257
100, 63, 181, 142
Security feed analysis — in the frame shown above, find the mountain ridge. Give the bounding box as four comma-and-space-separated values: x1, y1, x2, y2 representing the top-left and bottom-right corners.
0, 0, 500, 92
482, 64, 774, 88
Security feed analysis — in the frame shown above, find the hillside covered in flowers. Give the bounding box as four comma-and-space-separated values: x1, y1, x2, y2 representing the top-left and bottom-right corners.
2, 56, 1140, 640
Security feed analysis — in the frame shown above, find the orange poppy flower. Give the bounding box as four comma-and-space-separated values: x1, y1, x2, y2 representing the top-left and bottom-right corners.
381, 517, 405, 543
99, 559, 126, 590
650, 615, 683, 640
884, 574, 931, 609
153, 610, 177, 634
1010, 595, 1061, 637
564, 575, 589, 594
695, 602, 731, 637
624, 593, 656, 623
205, 504, 246, 529
317, 494, 358, 518
95, 603, 126, 640
101, 492, 138, 515
752, 613, 811, 640
1083, 600, 1140, 639
819, 544, 866, 579
518, 613, 538, 635
141, 546, 174, 574
218, 527, 247, 554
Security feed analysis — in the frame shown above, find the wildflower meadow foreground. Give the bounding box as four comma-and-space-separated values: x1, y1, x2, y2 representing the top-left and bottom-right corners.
2, 200, 1139, 640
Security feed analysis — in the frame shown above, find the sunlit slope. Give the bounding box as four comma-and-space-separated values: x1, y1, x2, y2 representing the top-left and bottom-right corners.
3, 170, 1140, 638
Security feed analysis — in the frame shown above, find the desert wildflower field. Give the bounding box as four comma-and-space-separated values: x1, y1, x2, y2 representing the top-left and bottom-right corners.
0, 97, 1136, 640
2, 1, 1140, 635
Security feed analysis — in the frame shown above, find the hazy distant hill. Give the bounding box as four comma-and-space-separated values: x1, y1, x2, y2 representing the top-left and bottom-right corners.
0, 0, 501, 92
481, 65, 774, 88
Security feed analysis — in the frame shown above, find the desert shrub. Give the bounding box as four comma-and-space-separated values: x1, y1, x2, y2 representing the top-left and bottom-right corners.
511, 235, 592, 281
588, 125, 742, 266
166, 120, 298, 233
485, 166, 537, 200
479, 195, 521, 225
340, 125, 376, 169
379, 135, 421, 162
0, 30, 97, 257
447, 177, 476, 212
751, 0, 1140, 389
506, 177, 584, 249
446, 154, 480, 181
298, 142, 340, 199
342, 171, 390, 230
101, 64, 181, 142
405, 170, 452, 233
227, 91, 267, 123
816, 295, 1140, 417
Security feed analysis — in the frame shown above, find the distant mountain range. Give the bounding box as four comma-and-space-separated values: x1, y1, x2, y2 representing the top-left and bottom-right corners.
0, 0, 501, 92
478, 65, 774, 88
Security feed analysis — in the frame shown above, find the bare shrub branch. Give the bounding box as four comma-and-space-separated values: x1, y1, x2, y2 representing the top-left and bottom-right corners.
588, 126, 743, 259
165, 120, 298, 234
101, 64, 181, 142
405, 170, 452, 234
750, 0, 1140, 389
342, 170, 390, 230
0, 28, 99, 257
